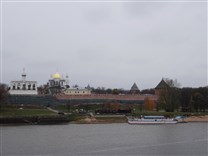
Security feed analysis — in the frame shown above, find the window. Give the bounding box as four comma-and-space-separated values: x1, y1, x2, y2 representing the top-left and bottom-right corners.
23, 84, 26, 90
17, 83, 20, 90
33, 84, 36, 90
28, 84, 31, 90
13, 86, 16, 90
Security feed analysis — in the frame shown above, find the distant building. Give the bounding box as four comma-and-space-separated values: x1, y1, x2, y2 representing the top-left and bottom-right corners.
130, 82, 140, 94
63, 87, 91, 95
47, 72, 69, 95
9, 69, 38, 95
155, 79, 170, 96
47, 72, 91, 95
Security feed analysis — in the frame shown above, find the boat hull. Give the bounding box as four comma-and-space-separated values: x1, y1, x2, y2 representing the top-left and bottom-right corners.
127, 117, 178, 124
128, 120, 178, 124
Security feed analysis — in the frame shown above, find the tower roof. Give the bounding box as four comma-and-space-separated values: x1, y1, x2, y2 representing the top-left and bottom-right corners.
130, 82, 139, 91
155, 79, 169, 89
86, 84, 91, 90
22, 68, 26, 77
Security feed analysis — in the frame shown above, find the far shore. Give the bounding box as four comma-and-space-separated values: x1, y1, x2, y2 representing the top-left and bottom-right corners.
73, 115, 208, 124
1, 114, 208, 125
184, 115, 208, 122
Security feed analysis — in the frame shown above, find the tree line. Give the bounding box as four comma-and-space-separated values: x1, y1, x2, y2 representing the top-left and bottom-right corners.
157, 79, 208, 112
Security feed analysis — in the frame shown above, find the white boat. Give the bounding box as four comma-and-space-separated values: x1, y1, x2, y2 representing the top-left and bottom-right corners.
127, 116, 178, 124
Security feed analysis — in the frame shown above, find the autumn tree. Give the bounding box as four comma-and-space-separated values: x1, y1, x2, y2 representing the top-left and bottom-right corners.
144, 97, 156, 111
112, 89, 119, 95
104, 100, 119, 112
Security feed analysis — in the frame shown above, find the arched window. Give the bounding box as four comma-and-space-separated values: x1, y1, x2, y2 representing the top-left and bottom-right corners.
22, 84, 26, 90
28, 84, 31, 90
33, 84, 36, 90
17, 83, 20, 90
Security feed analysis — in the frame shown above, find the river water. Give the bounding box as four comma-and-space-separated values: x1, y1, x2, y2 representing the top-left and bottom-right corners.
1, 123, 207, 156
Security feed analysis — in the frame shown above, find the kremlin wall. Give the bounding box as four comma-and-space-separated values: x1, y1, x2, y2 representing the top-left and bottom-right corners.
7, 69, 165, 110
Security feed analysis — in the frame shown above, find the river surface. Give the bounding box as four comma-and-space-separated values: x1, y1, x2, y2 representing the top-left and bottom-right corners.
1, 123, 207, 156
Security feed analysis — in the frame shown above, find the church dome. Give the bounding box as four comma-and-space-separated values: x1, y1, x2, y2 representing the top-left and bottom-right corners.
52, 72, 61, 79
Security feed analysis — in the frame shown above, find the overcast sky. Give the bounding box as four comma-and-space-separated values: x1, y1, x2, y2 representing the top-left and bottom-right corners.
1, 0, 207, 90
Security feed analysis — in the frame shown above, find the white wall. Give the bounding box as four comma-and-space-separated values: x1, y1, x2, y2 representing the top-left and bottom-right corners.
64, 89, 91, 95
9, 90, 38, 95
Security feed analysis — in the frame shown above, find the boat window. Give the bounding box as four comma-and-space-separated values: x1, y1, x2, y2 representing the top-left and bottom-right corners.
144, 116, 165, 119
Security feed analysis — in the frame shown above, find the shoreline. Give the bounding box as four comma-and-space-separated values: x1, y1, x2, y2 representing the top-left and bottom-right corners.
72, 115, 208, 124
184, 115, 208, 122
0, 115, 69, 125
0, 115, 207, 125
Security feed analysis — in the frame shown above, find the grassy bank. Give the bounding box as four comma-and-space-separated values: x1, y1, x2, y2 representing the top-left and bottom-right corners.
1, 105, 207, 124
0, 105, 56, 117
132, 111, 208, 118
72, 115, 127, 124
0, 105, 70, 124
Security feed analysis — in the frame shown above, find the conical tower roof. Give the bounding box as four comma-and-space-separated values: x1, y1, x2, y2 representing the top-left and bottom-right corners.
130, 82, 139, 91
155, 79, 169, 89
86, 84, 91, 90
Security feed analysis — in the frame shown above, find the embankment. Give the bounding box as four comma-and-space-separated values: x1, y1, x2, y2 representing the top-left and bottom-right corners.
184, 115, 208, 122
0, 116, 69, 125
73, 115, 127, 124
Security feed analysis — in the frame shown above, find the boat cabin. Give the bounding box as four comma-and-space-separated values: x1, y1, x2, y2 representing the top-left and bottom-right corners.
143, 116, 166, 119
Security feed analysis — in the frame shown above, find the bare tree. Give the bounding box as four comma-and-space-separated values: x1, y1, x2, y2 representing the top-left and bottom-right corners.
0, 83, 9, 110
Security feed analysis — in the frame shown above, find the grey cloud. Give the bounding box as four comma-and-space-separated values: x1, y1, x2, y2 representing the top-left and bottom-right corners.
2, 2, 207, 89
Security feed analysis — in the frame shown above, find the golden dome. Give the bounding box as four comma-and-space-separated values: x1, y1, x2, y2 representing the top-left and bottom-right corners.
52, 72, 61, 79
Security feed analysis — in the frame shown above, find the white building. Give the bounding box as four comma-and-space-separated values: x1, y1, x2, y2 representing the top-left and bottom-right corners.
9, 69, 38, 95
47, 72, 69, 94
63, 87, 91, 95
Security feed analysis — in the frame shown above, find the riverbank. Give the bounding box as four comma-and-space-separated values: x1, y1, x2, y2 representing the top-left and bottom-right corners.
184, 115, 208, 122
1, 104, 207, 124
0, 115, 70, 125
1, 114, 208, 125
72, 115, 127, 124
73, 115, 208, 124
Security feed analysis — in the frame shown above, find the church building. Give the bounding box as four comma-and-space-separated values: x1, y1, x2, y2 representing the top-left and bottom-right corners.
47, 72, 69, 94
9, 69, 38, 95
47, 72, 91, 95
